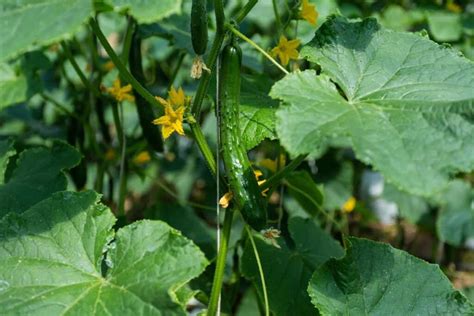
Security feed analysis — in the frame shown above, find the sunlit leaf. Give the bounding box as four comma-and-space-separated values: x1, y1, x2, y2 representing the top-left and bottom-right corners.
272, 16, 474, 196
0, 191, 208, 315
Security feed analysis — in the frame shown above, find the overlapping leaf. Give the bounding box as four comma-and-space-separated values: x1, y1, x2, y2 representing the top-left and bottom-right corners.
110, 0, 181, 24
308, 237, 474, 315
241, 217, 344, 315
0, 0, 93, 62
272, 16, 474, 196
436, 180, 474, 246
0, 191, 208, 315
240, 75, 278, 150
0, 142, 81, 218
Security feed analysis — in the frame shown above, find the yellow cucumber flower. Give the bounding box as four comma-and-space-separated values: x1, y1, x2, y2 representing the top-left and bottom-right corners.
133, 151, 151, 165
300, 0, 318, 25
254, 169, 269, 196
446, 1, 462, 13
342, 196, 356, 213
153, 87, 190, 140
107, 78, 134, 102
219, 192, 234, 208
271, 36, 301, 66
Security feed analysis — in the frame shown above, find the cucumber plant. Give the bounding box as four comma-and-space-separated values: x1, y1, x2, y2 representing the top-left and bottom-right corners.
0, 0, 473, 315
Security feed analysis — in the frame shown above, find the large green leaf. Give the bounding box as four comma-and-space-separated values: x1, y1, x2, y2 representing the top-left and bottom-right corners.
111, 0, 181, 24
240, 75, 278, 150
0, 142, 81, 218
272, 16, 474, 196
308, 237, 474, 315
241, 217, 344, 315
0, 0, 93, 62
436, 180, 474, 246
0, 191, 208, 315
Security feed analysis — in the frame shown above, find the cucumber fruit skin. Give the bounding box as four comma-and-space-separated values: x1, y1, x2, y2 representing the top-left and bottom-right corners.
129, 31, 163, 153
191, 0, 208, 55
218, 43, 267, 231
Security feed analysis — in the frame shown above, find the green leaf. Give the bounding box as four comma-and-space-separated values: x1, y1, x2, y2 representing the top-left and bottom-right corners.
0, 191, 208, 315
272, 16, 474, 196
0, 64, 30, 110
382, 182, 430, 225
0, 139, 14, 184
241, 217, 344, 315
0, 0, 93, 62
377, 5, 424, 32
308, 237, 474, 315
0, 142, 81, 218
110, 0, 182, 24
427, 11, 463, 42
285, 171, 324, 216
148, 203, 216, 258
240, 75, 279, 150
436, 180, 474, 246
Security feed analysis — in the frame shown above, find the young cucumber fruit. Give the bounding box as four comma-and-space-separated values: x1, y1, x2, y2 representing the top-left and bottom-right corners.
191, 0, 208, 55
218, 42, 267, 231
129, 31, 163, 152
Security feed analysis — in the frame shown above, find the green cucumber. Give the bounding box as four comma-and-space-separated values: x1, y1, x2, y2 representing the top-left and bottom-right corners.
129, 30, 163, 153
191, 0, 208, 55
218, 42, 267, 231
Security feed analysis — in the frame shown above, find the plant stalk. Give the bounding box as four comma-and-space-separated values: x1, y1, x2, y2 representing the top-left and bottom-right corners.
207, 207, 233, 316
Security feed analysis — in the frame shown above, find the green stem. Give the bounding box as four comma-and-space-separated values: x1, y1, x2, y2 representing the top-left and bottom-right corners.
61, 42, 99, 95
40, 93, 79, 121
245, 226, 269, 316
235, 0, 258, 23
214, 0, 225, 34
90, 18, 164, 116
190, 122, 216, 175
189, 122, 227, 190
168, 51, 186, 90
112, 102, 127, 216
207, 208, 233, 316
226, 24, 289, 75
121, 16, 135, 64
154, 179, 216, 211
272, 0, 282, 36
112, 104, 124, 146
260, 154, 307, 190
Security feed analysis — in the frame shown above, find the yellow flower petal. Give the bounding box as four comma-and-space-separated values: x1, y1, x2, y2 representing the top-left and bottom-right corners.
342, 196, 356, 213
155, 96, 169, 107
152, 115, 170, 125
133, 151, 151, 165
301, 0, 318, 25
219, 192, 233, 208
162, 125, 175, 139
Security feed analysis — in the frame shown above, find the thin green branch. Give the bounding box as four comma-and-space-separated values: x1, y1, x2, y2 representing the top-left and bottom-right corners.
260, 154, 307, 190
214, 0, 225, 34
272, 0, 282, 35
246, 226, 269, 316
235, 0, 258, 23
121, 16, 135, 64
168, 51, 186, 90
61, 41, 99, 95
207, 208, 233, 316
89, 18, 164, 116
226, 24, 289, 75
